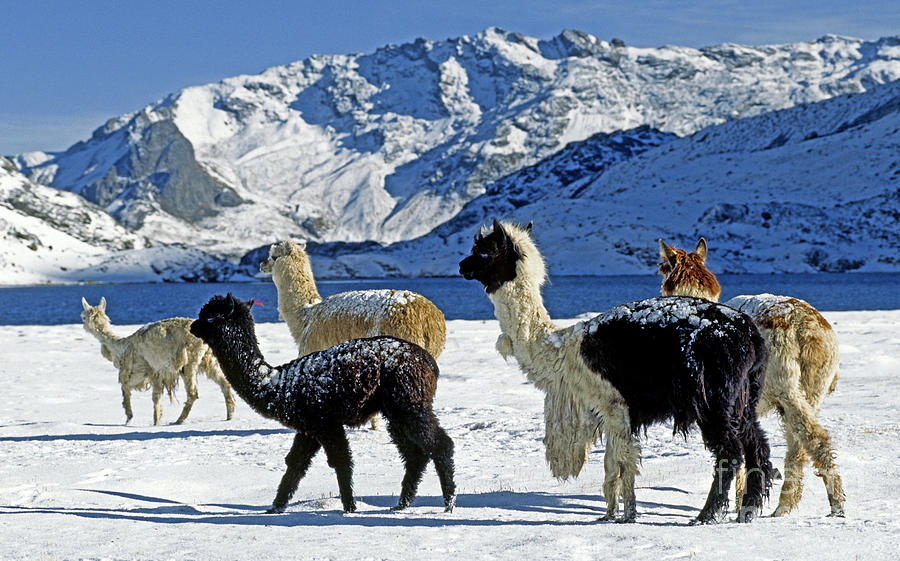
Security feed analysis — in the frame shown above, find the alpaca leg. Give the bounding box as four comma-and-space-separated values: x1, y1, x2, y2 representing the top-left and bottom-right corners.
429, 422, 457, 512
599, 412, 639, 522
174, 371, 198, 425
781, 401, 845, 516
269, 432, 321, 513
737, 413, 773, 523
220, 381, 235, 421
693, 422, 743, 525
599, 446, 621, 521
151, 383, 164, 425
388, 412, 456, 512
771, 426, 807, 517
320, 428, 357, 513
386, 420, 430, 511
121, 385, 134, 425
734, 464, 747, 512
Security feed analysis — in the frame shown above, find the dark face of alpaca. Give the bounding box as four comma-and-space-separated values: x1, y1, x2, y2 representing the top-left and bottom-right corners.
459, 221, 523, 294
190, 293, 254, 344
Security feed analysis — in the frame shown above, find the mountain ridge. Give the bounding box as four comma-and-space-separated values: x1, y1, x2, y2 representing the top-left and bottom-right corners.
5, 29, 900, 283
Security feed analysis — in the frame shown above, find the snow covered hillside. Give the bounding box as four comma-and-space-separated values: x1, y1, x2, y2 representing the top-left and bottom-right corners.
0, 156, 244, 284
2, 312, 898, 560
12, 31, 900, 265
311, 77, 900, 277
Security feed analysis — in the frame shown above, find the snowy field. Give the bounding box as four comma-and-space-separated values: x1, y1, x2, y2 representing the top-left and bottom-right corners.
2, 312, 898, 560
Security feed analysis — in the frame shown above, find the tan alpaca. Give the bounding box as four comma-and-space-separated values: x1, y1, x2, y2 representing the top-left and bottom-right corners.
259, 240, 446, 359
260, 240, 447, 430
81, 297, 235, 425
657, 239, 845, 517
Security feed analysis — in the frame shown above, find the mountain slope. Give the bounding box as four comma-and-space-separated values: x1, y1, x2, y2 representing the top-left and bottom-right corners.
308, 78, 900, 277
0, 157, 243, 284
14, 31, 900, 260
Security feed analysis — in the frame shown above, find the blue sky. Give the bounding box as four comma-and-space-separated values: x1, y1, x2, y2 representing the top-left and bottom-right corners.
2, 0, 898, 155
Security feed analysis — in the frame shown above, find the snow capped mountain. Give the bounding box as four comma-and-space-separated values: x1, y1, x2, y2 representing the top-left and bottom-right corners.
315, 76, 900, 277
13, 30, 900, 264
0, 156, 244, 284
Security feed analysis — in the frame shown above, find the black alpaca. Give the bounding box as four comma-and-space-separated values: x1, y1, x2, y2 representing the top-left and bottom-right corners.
580, 298, 774, 523
459, 220, 772, 523
190, 294, 456, 513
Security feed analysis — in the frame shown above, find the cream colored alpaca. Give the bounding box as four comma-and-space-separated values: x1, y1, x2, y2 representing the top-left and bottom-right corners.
81, 297, 235, 425
259, 240, 446, 359
658, 239, 845, 516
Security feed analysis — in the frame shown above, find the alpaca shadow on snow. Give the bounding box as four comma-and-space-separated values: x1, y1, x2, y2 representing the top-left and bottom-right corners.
0, 427, 291, 443
2, 490, 694, 528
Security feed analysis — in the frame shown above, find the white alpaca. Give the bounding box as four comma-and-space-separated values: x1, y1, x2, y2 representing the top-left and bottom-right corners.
658, 239, 845, 516
81, 297, 235, 425
461, 221, 771, 524
259, 240, 446, 359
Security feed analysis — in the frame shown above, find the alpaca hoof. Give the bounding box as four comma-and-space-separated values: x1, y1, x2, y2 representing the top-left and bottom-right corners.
391, 499, 411, 512
343, 501, 357, 513
737, 506, 759, 523
769, 507, 791, 517
690, 509, 724, 525
444, 495, 456, 513
266, 505, 286, 514
827, 508, 845, 518
598, 512, 617, 522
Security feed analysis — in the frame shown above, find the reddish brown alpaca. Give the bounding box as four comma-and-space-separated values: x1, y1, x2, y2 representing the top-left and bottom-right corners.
657, 238, 845, 517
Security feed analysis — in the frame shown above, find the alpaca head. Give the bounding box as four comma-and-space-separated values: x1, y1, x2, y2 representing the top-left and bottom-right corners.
191, 293, 257, 345
81, 296, 110, 332
658, 238, 722, 302
259, 240, 308, 274
459, 219, 545, 293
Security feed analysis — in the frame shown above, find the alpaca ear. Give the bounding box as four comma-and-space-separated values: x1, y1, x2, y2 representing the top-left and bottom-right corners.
81, 297, 90, 311
694, 238, 708, 262
296, 240, 307, 251
99, 296, 107, 312
659, 239, 677, 265
492, 218, 507, 240
524, 221, 533, 233
225, 293, 236, 317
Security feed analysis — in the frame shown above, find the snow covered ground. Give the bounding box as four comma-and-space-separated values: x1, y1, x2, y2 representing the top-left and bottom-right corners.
2, 312, 898, 560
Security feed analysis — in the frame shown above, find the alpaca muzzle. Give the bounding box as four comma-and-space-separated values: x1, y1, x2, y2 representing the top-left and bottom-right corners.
459, 256, 479, 280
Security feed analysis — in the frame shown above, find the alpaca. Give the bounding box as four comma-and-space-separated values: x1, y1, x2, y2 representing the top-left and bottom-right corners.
81, 297, 235, 425
460, 220, 772, 524
260, 240, 447, 430
657, 238, 845, 517
190, 293, 456, 514
259, 240, 446, 359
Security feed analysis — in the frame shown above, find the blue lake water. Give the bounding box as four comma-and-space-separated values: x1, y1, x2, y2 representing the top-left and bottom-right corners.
1, 273, 896, 326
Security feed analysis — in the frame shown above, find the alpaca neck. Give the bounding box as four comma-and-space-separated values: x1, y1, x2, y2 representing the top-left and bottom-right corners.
85, 319, 128, 357
208, 323, 282, 419
273, 259, 322, 344
275, 258, 322, 306
489, 277, 558, 365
